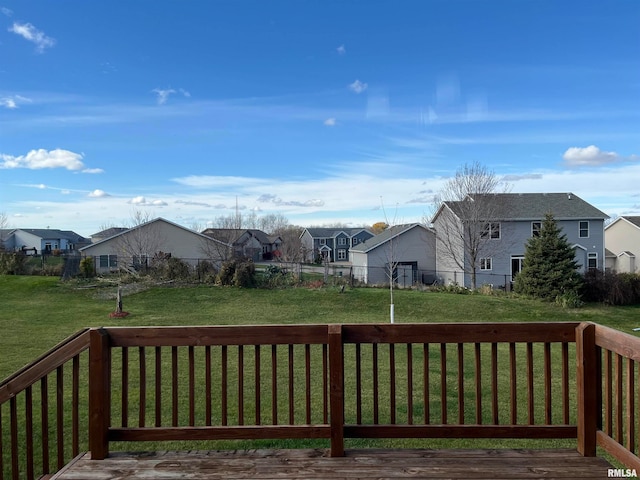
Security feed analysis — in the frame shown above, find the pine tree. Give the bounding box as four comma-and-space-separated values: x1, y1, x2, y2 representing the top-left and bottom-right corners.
514, 213, 584, 300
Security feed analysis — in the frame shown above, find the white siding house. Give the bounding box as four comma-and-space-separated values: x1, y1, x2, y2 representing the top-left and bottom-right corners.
604, 216, 640, 273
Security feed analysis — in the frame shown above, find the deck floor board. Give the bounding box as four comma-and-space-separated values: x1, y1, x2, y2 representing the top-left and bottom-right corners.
51, 448, 615, 479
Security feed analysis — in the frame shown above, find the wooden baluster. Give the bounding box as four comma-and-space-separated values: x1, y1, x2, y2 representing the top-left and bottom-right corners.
475, 343, 482, 425
390, 343, 396, 425
138, 347, 146, 428
441, 343, 447, 425
527, 342, 534, 425
423, 343, 429, 425
121, 347, 128, 428
271, 345, 278, 425
255, 345, 261, 426
407, 343, 413, 425
491, 343, 498, 425
305, 344, 311, 425
155, 347, 162, 427
189, 346, 195, 427
510, 343, 516, 425
458, 343, 464, 425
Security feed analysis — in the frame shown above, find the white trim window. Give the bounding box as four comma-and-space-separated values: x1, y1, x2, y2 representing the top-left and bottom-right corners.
337, 249, 347, 261
481, 222, 501, 240
579, 221, 589, 238
588, 252, 598, 270
532, 221, 541, 237
338, 237, 347, 246
480, 258, 492, 270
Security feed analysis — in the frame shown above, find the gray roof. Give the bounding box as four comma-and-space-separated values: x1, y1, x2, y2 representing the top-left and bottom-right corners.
91, 227, 128, 238
8, 228, 89, 242
445, 193, 608, 221
350, 223, 429, 253
304, 227, 371, 238
201, 228, 275, 245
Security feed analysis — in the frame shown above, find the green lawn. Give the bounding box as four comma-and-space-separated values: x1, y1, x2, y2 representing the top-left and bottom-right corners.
2, 274, 640, 380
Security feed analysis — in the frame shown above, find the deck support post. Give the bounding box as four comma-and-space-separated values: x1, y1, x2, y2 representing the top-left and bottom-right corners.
576, 322, 597, 456
328, 324, 345, 457
89, 328, 111, 460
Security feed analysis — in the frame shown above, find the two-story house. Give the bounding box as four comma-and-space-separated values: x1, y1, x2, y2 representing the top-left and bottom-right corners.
0, 228, 90, 254
201, 228, 282, 262
604, 216, 640, 273
299, 227, 374, 263
432, 193, 609, 289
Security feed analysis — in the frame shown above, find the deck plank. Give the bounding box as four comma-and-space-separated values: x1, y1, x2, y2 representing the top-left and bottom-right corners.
51, 448, 614, 479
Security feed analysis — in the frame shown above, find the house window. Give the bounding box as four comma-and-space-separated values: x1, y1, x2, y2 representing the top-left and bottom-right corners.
532, 222, 541, 237
579, 221, 589, 238
480, 258, 492, 270
588, 252, 598, 270
99, 255, 117, 268
337, 249, 347, 261
338, 237, 346, 245
319, 238, 326, 245
352, 238, 359, 246
481, 222, 501, 240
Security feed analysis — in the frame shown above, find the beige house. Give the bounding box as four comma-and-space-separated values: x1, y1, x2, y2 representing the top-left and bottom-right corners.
80, 218, 230, 273
604, 216, 639, 273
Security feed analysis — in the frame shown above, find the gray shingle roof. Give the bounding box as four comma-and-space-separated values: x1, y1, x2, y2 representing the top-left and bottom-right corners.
623, 216, 640, 228
350, 223, 428, 253
304, 227, 371, 238
446, 193, 608, 221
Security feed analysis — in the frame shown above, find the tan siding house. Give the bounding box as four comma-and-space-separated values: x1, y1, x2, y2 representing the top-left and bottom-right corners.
604, 216, 639, 273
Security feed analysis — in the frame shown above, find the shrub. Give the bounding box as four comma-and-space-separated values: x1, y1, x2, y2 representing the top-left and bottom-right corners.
583, 269, 640, 305
80, 256, 95, 278
217, 260, 237, 286
233, 261, 256, 288
260, 265, 296, 288
0, 253, 27, 275
196, 260, 218, 284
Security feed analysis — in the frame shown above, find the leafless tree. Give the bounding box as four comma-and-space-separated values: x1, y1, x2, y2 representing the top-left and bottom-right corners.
259, 213, 290, 234
0, 212, 8, 251
274, 225, 304, 262
116, 210, 166, 271
431, 161, 510, 289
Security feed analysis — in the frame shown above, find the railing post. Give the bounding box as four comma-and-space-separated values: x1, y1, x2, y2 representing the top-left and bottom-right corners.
89, 328, 111, 460
328, 324, 344, 457
577, 322, 597, 456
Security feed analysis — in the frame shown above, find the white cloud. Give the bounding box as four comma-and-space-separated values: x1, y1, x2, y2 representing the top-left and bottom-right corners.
1, 7, 13, 16
563, 145, 620, 167
8, 22, 55, 53
336, 44, 346, 55
88, 189, 109, 198
152, 87, 190, 105
128, 196, 167, 206
82, 168, 105, 174
0, 149, 85, 170
152, 88, 176, 105
1, 94, 31, 109
349, 79, 368, 94
324, 117, 336, 126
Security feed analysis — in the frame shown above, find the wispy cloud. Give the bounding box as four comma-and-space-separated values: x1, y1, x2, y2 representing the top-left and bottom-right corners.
0, 94, 32, 109
1, 6, 12, 17
128, 196, 168, 206
81, 168, 105, 174
336, 44, 346, 55
0, 149, 85, 170
349, 79, 368, 94
256, 194, 324, 208
8, 22, 55, 53
324, 117, 336, 126
152, 87, 191, 105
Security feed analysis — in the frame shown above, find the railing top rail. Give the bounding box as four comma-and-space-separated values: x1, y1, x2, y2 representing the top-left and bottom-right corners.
0, 327, 90, 403
97, 322, 581, 348
102, 324, 329, 347
341, 322, 581, 344
595, 323, 640, 361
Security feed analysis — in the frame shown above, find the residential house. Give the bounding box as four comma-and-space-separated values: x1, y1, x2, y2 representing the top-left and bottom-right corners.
299, 227, 374, 263
604, 216, 640, 273
350, 223, 436, 286
431, 193, 609, 289
90, 227, 129, 243
80, 218, 230, 274
0, 228, 90, 254
200, 228, 282, 262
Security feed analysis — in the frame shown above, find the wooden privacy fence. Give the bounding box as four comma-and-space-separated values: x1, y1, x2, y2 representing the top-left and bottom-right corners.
3, 321, 640, 479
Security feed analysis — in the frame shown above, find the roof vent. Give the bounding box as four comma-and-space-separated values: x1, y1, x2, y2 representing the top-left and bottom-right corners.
567, 193, 572, 200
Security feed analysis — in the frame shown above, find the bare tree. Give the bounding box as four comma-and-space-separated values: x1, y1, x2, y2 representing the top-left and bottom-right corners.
259, 213, 290, 234
431, 161, 510, 290
116, 210, 166, 271
275, 225, 304, 263
0, 212, 8, 251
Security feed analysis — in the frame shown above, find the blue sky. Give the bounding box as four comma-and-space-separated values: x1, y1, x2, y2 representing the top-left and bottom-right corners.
1, 1, 639, 236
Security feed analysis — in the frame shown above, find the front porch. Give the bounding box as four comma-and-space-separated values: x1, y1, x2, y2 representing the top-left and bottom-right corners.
2, 322, 640, 479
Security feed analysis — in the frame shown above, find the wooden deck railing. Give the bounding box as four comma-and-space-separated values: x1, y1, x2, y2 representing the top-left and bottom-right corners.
0, 329, 91, 480
3, 321, 640, 479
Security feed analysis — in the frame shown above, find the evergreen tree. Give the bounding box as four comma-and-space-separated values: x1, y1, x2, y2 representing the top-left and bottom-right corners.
514, 213, 584, 300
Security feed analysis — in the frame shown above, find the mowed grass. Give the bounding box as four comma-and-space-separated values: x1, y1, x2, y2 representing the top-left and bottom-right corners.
2, 274, 640, 380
